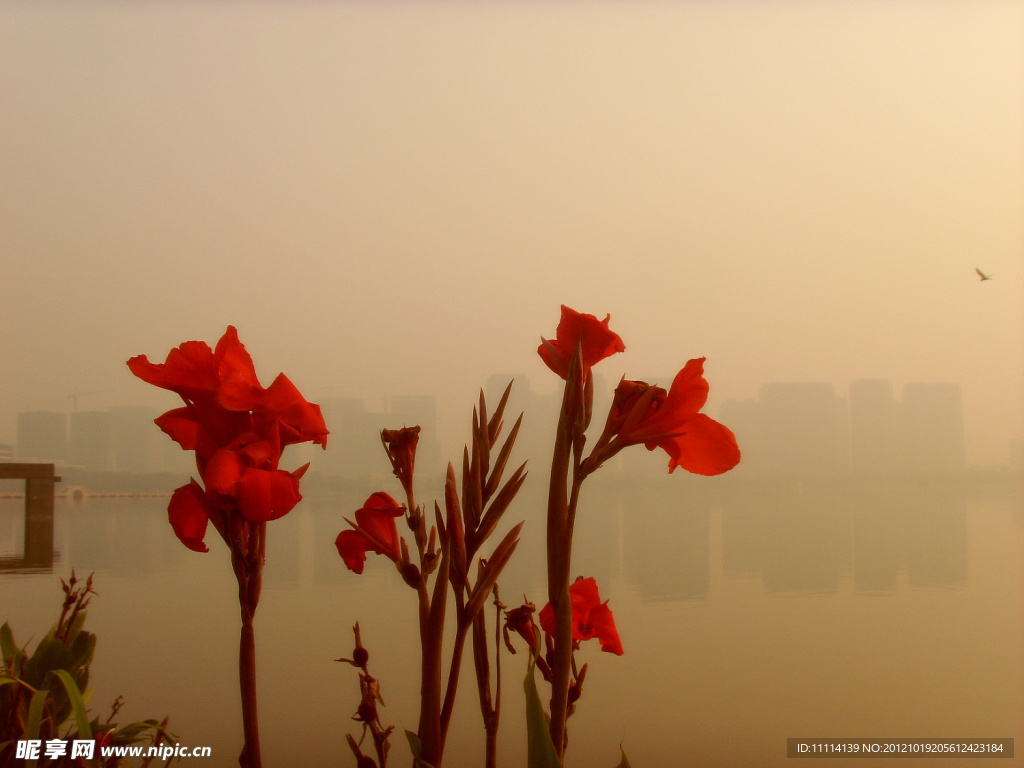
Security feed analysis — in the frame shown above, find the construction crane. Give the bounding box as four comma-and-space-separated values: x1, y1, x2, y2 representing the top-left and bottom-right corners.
66, 388, 113, 412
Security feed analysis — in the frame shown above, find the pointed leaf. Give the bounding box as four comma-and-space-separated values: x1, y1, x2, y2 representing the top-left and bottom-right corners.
615, 745, 632, 768
475, 393, 491, 480
53, 669, 92, 741
0, 622, 19, 664
444, 463, 467, 586
524, 661, 561, 768
475, 464, 527, 549
25, 687, 49, 766
465, 522, 522, 621
484, 412, 523, 503
488, 379, 514, 444
404, 729, 438, 768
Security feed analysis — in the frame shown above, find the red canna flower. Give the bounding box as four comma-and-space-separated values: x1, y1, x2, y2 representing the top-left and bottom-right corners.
128, 326, 328, 551
538, 305, 625, 380
539, 577, 623, 656
335, 492, 406, 574
588, 357, 740, 476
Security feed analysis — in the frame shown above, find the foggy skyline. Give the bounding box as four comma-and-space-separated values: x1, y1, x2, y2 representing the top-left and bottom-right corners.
2, 1, 1022, 466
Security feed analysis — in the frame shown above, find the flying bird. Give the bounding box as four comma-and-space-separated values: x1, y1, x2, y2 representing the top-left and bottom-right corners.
975, 268, 993, 281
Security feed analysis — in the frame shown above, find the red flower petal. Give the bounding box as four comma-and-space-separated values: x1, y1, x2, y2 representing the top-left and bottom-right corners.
657, 413, 741, 476
538, 305, 625, 379
127, 340, 219, 396
214, 326, 264, 411
353, 492, 404, 562
204, 448, 244, 496
538, 577, 623, 655
236, 467, 302, 522
584, 602, 623, 656
335, 530, 371, 574
168, 482, 210, 553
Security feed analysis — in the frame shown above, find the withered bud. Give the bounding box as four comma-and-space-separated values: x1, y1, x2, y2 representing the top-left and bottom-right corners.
400, 561, 421, 588
336, 622, 370, 668
568, 662, 588, 704
382, 426, 419, 499
422, 551, 437, 576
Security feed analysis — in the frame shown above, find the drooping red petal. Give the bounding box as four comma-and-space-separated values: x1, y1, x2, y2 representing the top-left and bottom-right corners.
236, 467, 302, 522
262, 374, 329, 447
168, 482, 210, 553
154, 408, 207, 452
127, 340, 220, 395
656, 413, 741, 476
335, 530, 372, 574
353, 492, 404, 562
584, 602, 623, 655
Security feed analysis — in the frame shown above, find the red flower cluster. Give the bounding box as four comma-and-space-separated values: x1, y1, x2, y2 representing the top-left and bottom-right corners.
128, 326, 328, 552
538, 577, 623, 656
538, 305, 625, 380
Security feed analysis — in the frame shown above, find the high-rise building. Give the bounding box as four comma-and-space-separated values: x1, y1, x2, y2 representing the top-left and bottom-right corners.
110, 406, 158, 473
69, 410, 113, 471
16, 411, 67, 463
849, 379, 900, 475
901, 382, 964, 474
719, 398, 765, 476
759, 382, 848, 476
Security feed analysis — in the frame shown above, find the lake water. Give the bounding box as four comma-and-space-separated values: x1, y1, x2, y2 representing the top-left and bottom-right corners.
2, 474, 1022, 767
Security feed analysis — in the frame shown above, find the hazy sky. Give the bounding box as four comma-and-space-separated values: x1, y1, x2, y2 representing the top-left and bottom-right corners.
2, 1, 1022, 465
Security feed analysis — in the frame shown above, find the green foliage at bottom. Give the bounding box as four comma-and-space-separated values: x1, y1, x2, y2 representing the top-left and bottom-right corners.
522, 659, 633, 768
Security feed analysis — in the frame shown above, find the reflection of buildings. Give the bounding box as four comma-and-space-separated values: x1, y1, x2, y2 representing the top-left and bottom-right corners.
720, 482, 853, 593
718, 480, 968, 595
721, 379, 966, 478
616, 476, 711, 602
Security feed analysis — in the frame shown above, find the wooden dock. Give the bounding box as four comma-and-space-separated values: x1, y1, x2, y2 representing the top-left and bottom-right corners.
0, 462, 60, 571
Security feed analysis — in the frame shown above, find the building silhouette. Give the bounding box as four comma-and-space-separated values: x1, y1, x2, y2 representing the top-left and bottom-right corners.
901, 382, 964, 474
69, 410, 113, 471
758, 382, 849, 476
720, 379, 966, 478
849, 379, 900, 475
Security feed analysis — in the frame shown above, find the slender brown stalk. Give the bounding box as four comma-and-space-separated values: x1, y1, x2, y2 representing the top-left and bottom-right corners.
232, 521, 265, 768
546, 348, 582, 762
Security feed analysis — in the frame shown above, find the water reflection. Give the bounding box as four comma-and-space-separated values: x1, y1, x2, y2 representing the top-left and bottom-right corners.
0, 478, 975, 597
0, 476, 1019, 768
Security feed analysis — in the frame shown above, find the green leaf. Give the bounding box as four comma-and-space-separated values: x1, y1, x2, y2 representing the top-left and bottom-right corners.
53, 669, 92, 742
22, 638, 70, 688
25, 687, 50, 767
523, 661, 561, 768
403, 729, 437, 768
0, 622, 19, 663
